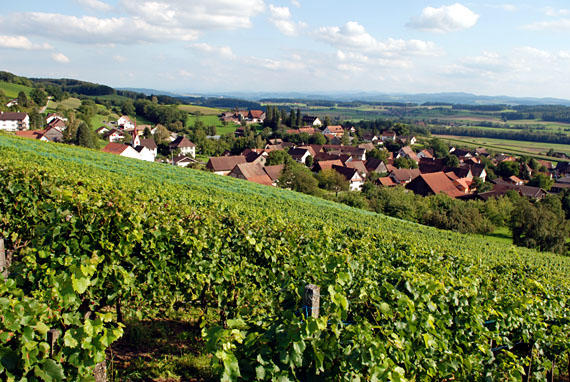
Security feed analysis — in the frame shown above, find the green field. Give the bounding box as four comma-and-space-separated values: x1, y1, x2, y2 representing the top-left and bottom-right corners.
434, 134, 570, 161
178, 104, 225, 115
0, 134, 569, 380
0, 80, 33, 98
186, 114, 237, 135
46, 97, 82, 110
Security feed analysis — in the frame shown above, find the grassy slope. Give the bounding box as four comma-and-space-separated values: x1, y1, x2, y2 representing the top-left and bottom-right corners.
0, 80, 33, 98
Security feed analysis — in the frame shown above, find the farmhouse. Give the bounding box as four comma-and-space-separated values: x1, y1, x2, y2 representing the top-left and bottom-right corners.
322, 125, 344, 137
332, 165, 364, 191
102, 142, 141, 160
302, 116, 322, 126
0, 112, 29, 131
117, 115, 135, 130
169, 136, 196, 158
229, 163, 273, 186
406, 172, 465, 198
206, 155, 247, 175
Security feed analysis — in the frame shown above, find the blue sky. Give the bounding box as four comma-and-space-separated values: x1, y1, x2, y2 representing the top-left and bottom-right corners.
1, 1, 569, 98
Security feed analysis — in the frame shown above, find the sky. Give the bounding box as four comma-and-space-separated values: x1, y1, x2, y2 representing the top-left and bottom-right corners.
0, 1, 569, 98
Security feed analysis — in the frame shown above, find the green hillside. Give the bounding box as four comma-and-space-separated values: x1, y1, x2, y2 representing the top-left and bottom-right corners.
0, 134, 569, 380
0, 80, 33, 98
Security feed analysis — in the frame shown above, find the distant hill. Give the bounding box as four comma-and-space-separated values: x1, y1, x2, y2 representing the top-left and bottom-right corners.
198, 91, 570, 106
117, 88, 182, 97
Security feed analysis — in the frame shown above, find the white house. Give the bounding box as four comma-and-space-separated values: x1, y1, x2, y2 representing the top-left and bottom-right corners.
117, 115, 135, 130
6, 99, 18, 108
103, 129, 126, 143
134, 146, 155, 162
333, 165, 365, 191
0, 112, 29, 131
169, 136, 196, 158
102, 142, 141, 160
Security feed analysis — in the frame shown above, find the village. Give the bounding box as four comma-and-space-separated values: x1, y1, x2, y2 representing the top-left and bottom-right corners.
2, 106, 570, 204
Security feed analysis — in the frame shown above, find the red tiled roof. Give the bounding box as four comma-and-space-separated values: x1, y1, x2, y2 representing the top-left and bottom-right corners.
102, 142, 130, 154
378, 177, 396, 186
316, 159, 343, 171
207, 155, 247, 172
418, 172, 464, 198
249, 110, 265, 119
263, 165, 285, 181
15, 130, 44, 139
345, 160, 368, 175
230, 163, 273, 186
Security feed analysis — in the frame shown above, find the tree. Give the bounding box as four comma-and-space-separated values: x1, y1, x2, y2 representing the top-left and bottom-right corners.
17, 91, 28, 108
368, 148, 388, 162
472, 177, 493, 193
341, 133, 350, 145
510, 198, 569, 254
309, 133, 327, 145
496, 161, 520, 177
289, 109, 296, 128
316, 169, 348, 195
528, 173, 554, 190
143, 127, 151, 138
296, 109, 302, 128
121, 101, 135, 116
323, 116, 331, 127
430, 138, 449, 158
154, 124, 171, 145
394, 157, 417, 169
266, 150, 290, 165
30, 88, 48, 106
444, 154, 459, 168
76, 122, 95, 148
278, 161, 319, 195
305, 155, 313, 168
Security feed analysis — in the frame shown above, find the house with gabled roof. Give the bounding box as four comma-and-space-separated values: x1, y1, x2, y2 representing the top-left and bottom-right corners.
229, 163, 273, 186
206, 155, 247, 175
332, 165, 364, 191
288, 147, 313, 164
0, 112, 29, 131
15, 130, 49, 141
365, 158, 388, 174
390, 168, 420, 185
381, 130, 397, 142
302, 116, 322, 126
396, 146, 419, 163
314, 159, 344, 172
42, 126, 64, 142
322, 125, 344, 138
117, 115, 135, 130
169, 136, 196, 158
102, 142, 141, 160
172, 155, 197, 167
345, 160, 368, 177
377, 177, 396, 187
406, 172, 465, 198
263, 164, 285, 186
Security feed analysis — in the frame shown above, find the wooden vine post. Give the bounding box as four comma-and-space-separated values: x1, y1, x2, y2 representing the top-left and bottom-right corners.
0, 238, 8, 280
303, 284, 320, 318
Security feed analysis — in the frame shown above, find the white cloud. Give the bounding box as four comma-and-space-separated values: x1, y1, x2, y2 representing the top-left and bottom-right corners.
544, 7, 570, 17
268, 5, 306, 36
407, 3, 479, 33
315, 21, 440, 57
119, 0, 265, 30
190, 43, 235, 59
523, 18, 570, 31
113, 55, 127, 63
76, 0, 113, 12
291, 0, 300, 7
52, 52, 70, 63
0, 1, 266, 45
178, 69, 193, 78
0, 35, 52, 50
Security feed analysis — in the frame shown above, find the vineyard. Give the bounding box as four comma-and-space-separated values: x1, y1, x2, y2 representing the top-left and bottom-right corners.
0, 133, 569, 381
